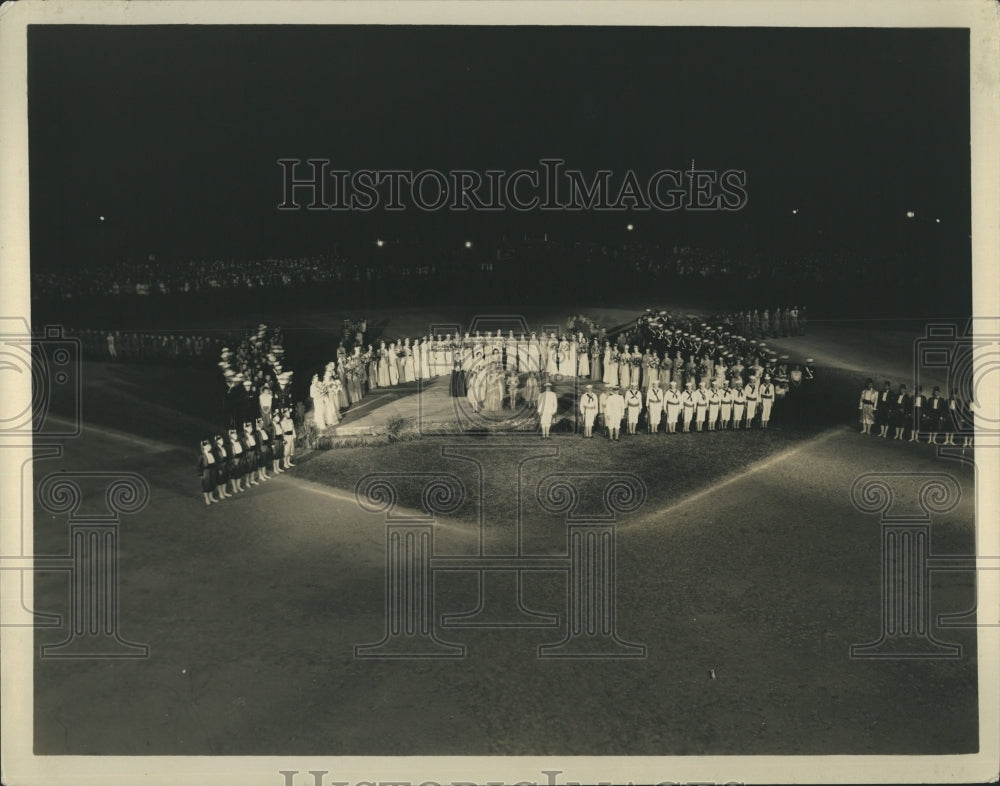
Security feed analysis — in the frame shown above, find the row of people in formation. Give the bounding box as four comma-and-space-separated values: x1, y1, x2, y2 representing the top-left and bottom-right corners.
536, 377, 781, 438
858, 380, 972, 446
196, 411, 297, 506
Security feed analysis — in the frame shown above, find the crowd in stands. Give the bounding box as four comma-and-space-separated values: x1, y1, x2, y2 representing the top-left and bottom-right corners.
30, 238, 916, 307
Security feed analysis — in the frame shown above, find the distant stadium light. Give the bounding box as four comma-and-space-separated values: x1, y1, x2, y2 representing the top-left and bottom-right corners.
906, 211, 915, 219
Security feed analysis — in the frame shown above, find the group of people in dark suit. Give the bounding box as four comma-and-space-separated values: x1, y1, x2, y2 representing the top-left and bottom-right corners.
858, 379, 970, 447
196, 409, 297, 506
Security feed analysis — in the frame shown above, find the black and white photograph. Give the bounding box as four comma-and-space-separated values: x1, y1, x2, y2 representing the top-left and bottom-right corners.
1, 1, 998, 785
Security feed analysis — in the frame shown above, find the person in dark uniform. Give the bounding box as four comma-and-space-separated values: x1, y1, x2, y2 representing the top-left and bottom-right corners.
242, 422, 260, 486
891, 384, 912, 440
212, 434, 232, 500
198, 439, 219, 505
876, 381, 893, 438
254, 417, 272, 480
280, 408, 296, 469
269, 415, 285, 474
925, 386, 946, 444
227, 429, 246, 494
941, 388, 959, 446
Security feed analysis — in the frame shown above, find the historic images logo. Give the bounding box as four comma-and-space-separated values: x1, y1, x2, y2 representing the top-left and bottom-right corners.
277, 158, 748, 213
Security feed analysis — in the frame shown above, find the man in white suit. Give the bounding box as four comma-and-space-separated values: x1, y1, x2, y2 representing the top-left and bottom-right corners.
538, 381, 558, 438
604, 385, 625, 441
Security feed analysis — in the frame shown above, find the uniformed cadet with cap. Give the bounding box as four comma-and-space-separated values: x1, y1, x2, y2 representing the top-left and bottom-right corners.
744, 377, 760, 428
538, 381, 558, 438
681, 380, 696, 433
253, 417, 272, 480
719, 379, 734, 429
625, 383, 643, 435
242, 421, 261, 486
212, 434, 233, 499
579, 384, 599, 438
198, 439, 219, 506
646, 380, 664, 434
694, 380, 709, 432
597, 384, 610, 437
664, 380, 681, 433
759, 374, 775, 428
605, 385, 625, 440
227, 429, 246, 493
269, 415, 285, 474
732, 379, 746, 428
706, 380, 721, 431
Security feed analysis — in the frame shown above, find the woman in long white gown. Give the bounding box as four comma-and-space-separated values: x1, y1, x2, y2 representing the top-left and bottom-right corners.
310, 374, 326, 430
377, 342, 390, 387
603, 341, 616, 386
387, 343, 400, 386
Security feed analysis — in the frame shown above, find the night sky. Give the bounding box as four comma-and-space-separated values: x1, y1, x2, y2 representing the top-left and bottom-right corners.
28, 25, 971, 265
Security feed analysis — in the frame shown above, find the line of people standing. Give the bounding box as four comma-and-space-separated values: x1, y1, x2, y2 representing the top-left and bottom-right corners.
858, 379, 971, 446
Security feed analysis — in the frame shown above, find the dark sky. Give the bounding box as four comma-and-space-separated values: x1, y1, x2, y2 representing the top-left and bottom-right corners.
28, 25, 970, 264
